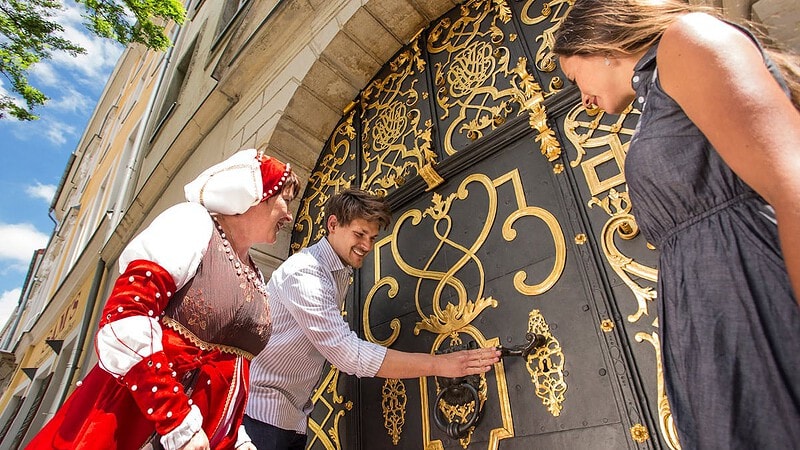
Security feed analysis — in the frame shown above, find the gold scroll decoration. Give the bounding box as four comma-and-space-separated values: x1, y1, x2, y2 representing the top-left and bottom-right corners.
424, 0, 567, 161
427, 0, 518, 156
510, 56, 563, 161
307, 366, 353, 450
589, 188, 657, 322
563, 103, 680, 449
511, 0, 575, 161
636, 331, 680, 449
382, 378, 407, 445
360, 38, 438, 195
421, 329, 513, 450
524, 309, 567, 416
519, 0, 575, 78
292, 111, 357, 253
362, 168, 565, 343
563, 104, 658, 323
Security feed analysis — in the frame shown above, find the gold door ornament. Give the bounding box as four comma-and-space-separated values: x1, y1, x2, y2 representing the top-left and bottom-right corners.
510, 56, 563, 161
360, 39, 438, 195
636, 332, 681, 450
381, 378, 407, 445
518, 0, 575, 75
363, 168, 566, 346
563, 103, 680, 449
435, 372, 487, 449
292, 112, 357, 252
363, 168, 566, 449
307, 367, 353, 450
630, 423, 651, 443
427, 0, 567, 159
421, 329, 514, 450
524, 309, 567, 417
590, 188, 657, 322
563, 103, 657, 323
427, 0, 518, 156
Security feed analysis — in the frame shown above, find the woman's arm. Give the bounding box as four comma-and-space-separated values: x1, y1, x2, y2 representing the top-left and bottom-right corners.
96, 202, 213, 448
657, 13, 800, 304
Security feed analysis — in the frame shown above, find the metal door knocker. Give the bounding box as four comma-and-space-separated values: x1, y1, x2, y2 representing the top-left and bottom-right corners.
433, 341, 485, 440
432, 334, 547, 440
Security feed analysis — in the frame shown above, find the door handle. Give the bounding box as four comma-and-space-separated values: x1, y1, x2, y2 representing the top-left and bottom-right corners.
497, 332, 547, 359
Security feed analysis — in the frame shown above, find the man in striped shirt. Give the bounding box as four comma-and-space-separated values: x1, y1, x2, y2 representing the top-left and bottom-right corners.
243, 189, 501, 450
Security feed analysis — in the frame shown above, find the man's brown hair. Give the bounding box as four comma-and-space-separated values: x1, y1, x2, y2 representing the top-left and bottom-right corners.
325, 189, 392, 230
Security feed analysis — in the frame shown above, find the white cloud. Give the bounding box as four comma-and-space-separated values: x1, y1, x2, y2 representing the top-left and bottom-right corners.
26, 183, 57, 203
26, 1, 123, 92
0, 79, 12, 99
0, 289, 21, 331
6, 114, 79, 147
48, 2, 124, 86
44, 119, 78, 146
30, 62, 60, 88
48, 87, 93, 114
0, 223, 48, 264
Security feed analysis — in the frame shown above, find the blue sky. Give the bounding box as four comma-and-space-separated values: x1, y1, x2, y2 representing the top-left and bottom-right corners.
0, 2, 123, 329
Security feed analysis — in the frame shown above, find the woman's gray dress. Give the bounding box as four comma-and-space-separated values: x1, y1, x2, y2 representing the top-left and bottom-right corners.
624, 30, 800, 449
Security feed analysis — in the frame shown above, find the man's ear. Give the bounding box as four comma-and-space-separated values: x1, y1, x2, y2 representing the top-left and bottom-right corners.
326, 215, 338, 234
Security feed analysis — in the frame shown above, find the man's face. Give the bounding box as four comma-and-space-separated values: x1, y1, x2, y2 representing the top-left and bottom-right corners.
326, 215, 380, 268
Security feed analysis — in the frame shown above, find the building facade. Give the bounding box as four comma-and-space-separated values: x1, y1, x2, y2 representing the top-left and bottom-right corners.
0, 0, 797, 449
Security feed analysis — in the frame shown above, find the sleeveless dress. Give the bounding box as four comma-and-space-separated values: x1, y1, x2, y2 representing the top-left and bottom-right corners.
27, 204, 271, 450
624, 29, 800, 448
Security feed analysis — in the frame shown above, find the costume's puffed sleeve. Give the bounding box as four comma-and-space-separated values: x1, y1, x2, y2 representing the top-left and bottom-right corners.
95, 202, 212, 448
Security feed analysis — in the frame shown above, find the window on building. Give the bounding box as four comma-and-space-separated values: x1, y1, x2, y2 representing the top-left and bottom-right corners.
65, 172, 109, 272
107, 123, 142, 228
187, 0, 207, 19
150, 38, 198, 142
8, 373, 53, 449
0, 395, 23, 443
214, 0, 249, 42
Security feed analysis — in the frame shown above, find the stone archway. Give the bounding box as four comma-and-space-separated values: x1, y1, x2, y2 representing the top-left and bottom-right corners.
211, 0, 458, 177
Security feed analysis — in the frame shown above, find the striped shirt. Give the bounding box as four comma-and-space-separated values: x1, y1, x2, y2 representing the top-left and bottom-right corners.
246, 237, 387, 432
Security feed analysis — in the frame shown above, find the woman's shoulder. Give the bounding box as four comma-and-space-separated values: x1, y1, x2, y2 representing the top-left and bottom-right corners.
146, 202, 215, 235
132, 202, 215, 253
657, 12, 761, 91
660, 12, 750, 56
161, 201, 214, 222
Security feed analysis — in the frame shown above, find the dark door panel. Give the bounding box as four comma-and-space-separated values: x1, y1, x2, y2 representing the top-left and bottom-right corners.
293, 1, 673, 448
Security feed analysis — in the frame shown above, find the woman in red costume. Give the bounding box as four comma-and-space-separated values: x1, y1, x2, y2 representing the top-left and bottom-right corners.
27, 149, 300, 450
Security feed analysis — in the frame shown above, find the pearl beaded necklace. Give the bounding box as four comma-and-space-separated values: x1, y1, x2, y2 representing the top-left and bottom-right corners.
213, 217, 268, 297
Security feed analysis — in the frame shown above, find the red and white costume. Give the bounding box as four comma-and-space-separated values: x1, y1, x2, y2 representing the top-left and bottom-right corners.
27, 150, 292, 450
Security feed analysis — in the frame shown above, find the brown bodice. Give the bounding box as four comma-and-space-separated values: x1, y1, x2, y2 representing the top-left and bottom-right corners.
163, 223, 271, 359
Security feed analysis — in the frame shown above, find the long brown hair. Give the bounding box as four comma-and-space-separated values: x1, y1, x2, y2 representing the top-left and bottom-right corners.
553, 0, 800, 109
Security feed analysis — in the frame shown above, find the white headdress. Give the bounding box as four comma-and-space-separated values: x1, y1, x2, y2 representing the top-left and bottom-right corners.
184, 149, 292, 215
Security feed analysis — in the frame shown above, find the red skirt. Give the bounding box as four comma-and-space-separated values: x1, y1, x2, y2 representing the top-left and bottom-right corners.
26, 330, 249, 450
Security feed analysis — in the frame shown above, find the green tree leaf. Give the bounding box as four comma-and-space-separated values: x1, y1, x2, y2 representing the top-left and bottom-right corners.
0, 0, 185, 121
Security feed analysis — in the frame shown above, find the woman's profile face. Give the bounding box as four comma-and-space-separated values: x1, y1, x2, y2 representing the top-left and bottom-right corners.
560, 54, 637, 114
257, 187, 295, 244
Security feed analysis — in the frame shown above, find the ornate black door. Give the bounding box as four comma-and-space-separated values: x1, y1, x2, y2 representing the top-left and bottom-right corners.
290, 1, 678, 449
